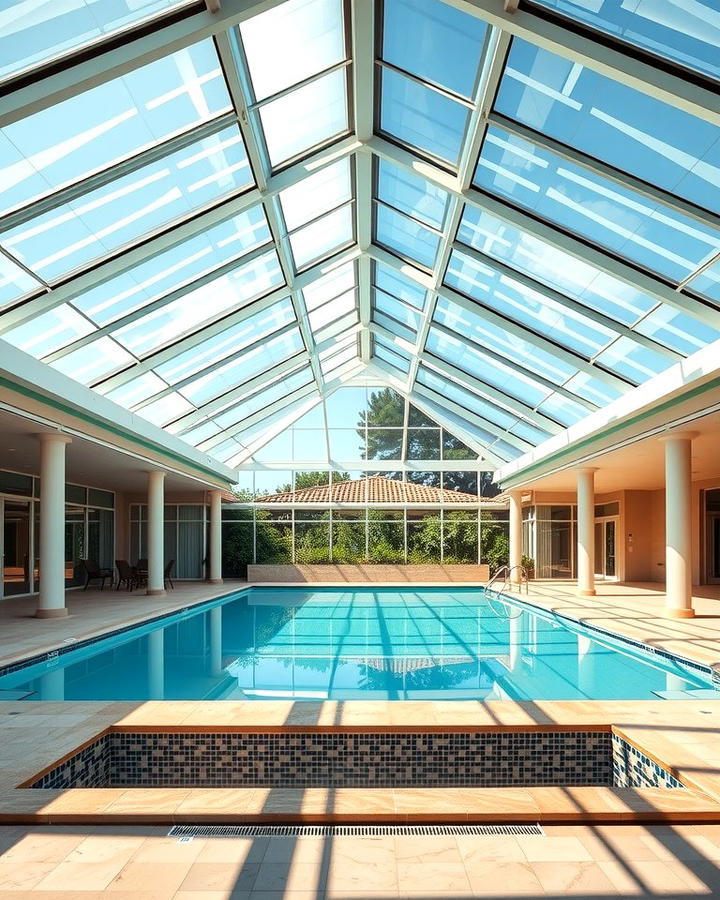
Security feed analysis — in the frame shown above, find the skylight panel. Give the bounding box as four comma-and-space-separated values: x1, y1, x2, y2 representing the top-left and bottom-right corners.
374, 263, 428, 310
457, 206, 656, 326
308, 289, 357, 333
111, 249, 283, 356
376, 204, 440, 269
1, 125, 253, 282
302, 261, 356, 310
70, 206, 271, 327
595, 337, 668, 385
373, 289, 422, 334
382, 0, 487, 98
0, 251, 41, 309
213, 370, 315, 430
380, 68, 469, 167
496, 39, 720, 215
180, 329, 304, 406
289, 203, 354, 269
51, 337, 134, 384
240, 0, 345, 101
634, 306, 720, 356
0, 40, 231, 216
136, 391, 194, 427
445, 248, 619, 359
687, 258, 720, 304
475, 125, 720, 285
527, 0, 720, 83
259, 68, 348, 167
279, 159, 352, 232
417, 366, 520, 432
374, 335, 411, 374
0, 0, 195, 82
4, 303, 94, 358
106, 372, 168, 410
376, 158, 449, 230
153, 299, 296, 385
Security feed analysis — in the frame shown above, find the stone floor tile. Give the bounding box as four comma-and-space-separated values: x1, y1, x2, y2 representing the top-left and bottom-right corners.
33, 858, 129, 891
108, 860, 193, 894
530, 860, 619, 894
0, 859, 60, 891
396, 861, 473, 896
456, 835, 527, 864
516, 835, 593, 862
193, 837, 267, 865
179, 862, 260, 893
464, 860, 543, 896
131, 836, 208, 864
598, 858, 706, 894
251, 861, 327, 893
393, 834, 462, 865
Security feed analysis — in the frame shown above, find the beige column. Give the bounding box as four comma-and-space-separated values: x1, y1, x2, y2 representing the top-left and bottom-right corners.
146, 470, 166, 596
576, 468, 597, 597
508, 490, 523, 583
209, 490, 223, 584
147, 629, 165, 699
661, 432, 697, 618
210, 606, 223, 677
35, 433, 72, 618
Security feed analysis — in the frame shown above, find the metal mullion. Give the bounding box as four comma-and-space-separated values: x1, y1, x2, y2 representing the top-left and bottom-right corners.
420, 350, 568, 430
453, 239, 682, 361
91, 284, 292, 393
423, 328, 595, 415
0, 111, 239, 234
130, 320, 300, 412
0, 136, 359, 333
314, 319, 363, 351
679, 247, 720, 291
413, 382, 533, 453
287, 198, 356, 241
249, 59, 353, 111
364, 134, 720, 328
170, 354, 310, 434
368, 322, 416, 357
375, 60, 476, 110
491, 112, 720, 234
442, 0, 720, 128
40, 240, 276, 364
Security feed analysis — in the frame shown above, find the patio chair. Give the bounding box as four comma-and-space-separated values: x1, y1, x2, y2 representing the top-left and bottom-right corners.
115, 560, 136, 591
164, 559, 175, 590
135, 558, 148, 588
81, 559, 113, 591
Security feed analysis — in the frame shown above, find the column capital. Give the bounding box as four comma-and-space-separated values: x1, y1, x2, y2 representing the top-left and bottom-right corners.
147, 469, 166, 479
575, 466, 598, 474
658, 430, 698, 443
36, 431, 72, 445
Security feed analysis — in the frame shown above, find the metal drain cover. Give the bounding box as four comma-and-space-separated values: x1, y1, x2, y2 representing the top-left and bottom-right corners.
168, 824, 544, 838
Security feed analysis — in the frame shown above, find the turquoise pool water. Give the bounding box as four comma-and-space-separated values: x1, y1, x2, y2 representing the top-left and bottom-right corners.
0, 587, 713, 701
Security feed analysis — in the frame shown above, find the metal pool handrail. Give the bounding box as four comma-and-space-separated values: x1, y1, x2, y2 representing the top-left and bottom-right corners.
485, 565, 529, 619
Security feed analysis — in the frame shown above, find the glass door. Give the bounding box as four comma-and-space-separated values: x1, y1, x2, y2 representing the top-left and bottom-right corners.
2, 500, 31, 598
594, 518, 618, 580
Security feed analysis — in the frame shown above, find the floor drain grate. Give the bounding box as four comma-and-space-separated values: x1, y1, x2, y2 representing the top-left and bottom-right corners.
168, 824, 544, 838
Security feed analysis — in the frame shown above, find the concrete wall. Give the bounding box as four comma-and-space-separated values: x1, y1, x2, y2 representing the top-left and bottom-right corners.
248, 564, 491, 583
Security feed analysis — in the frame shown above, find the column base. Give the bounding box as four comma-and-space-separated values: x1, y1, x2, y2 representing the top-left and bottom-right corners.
578, 589, 596, 597
664, 607, 695, 619
35, 607, 69, 618
146, 588, 166, 597
209, 578, 224, 585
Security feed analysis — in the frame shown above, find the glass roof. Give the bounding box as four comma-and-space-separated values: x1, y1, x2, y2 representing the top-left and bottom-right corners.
1, 0, 719, 475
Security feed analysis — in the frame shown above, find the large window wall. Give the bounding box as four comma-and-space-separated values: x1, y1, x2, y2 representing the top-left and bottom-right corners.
129, 504, 206, 579
221, 505, 509, 572
0, 468, 115, 596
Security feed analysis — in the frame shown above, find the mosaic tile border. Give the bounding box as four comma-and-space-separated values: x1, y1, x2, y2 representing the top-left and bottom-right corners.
28, 730, 684, 791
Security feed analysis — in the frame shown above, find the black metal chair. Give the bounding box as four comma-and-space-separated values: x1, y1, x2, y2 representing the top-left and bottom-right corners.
81, 559, 113, 591
164, 559, 175, 590
135, 558, 148, 588
115, 559, 136, 591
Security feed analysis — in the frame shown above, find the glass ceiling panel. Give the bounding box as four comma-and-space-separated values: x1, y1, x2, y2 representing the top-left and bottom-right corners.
106, 371, 167, 410
376, 203, 440, 269
373, 262, 429, 310
289, 203, 353, 270
70, 206, 270, 327
5, 304, 95, 358
475, 125, 720, 284
445, 248, 621, 362
180, 329, 304, 406
0, 0, 195, 82
382, 0, 488, 97
687, 259, 720, 305
280, 158, 352, 232
308, 289, 357, 333
527, 0, 720, 83
154, 299, 296, 384
260, 68, 348, 167
457, 206, 657, 326
634, 306, 719, 357
496, 38, 720, 215
212, 369, 315, 430
302, 261, 355, 311
111, 249, 283, 356
137, 390, 193, 427
380, 67, 469, 167
52, 336, 134, 384
374, 335, 411, 375
376, 158, 449, 230
240, 0, 345, 101
373, 309, 415, 345
0, 251, 41, 309
0, 40, 230, 215
1, 125, 253, 282
373, 289, 422, 334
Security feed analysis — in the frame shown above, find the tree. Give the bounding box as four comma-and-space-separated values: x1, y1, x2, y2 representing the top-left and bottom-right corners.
275, 471, 350, 493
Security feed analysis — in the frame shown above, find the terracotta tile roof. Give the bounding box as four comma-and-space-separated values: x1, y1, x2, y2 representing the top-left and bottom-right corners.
256, 475, 480, 504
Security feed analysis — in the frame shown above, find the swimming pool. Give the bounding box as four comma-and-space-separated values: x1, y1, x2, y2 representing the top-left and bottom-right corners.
0, 587, 714, 701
